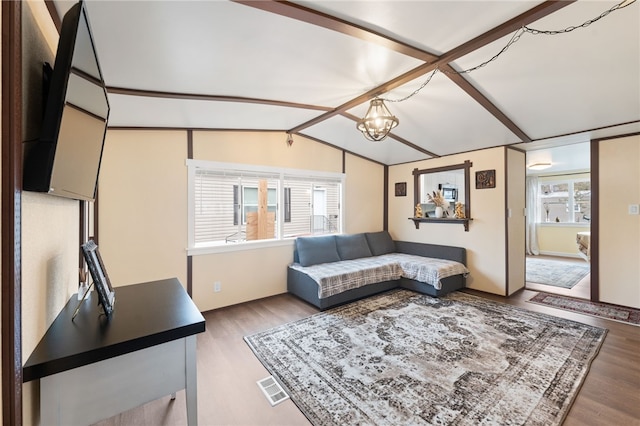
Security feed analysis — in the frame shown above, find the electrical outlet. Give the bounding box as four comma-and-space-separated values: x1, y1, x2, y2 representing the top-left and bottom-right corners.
214, 281, 221, 292
629, 204, 639, 215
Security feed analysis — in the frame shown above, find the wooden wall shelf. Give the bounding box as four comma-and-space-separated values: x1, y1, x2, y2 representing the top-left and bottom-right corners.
409, 217, 472, 232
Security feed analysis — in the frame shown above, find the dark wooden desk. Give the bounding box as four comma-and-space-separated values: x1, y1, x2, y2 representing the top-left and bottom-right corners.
23, 278, 205, 425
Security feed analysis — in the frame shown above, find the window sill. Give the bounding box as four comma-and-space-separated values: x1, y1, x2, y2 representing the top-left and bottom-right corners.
537, 222, 591, 228
188, 238, 295, 256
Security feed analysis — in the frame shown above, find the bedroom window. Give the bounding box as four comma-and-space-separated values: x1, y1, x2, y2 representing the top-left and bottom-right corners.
187, 160, 343, 250
539, 178, 590, 223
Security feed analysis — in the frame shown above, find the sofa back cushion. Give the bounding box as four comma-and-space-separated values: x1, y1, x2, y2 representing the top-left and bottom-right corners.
365, 231, 396, 256
295, 235, 341, 267
335, 233, 372, 261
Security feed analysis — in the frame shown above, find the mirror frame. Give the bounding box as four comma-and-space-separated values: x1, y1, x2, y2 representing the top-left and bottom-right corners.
412, 160, 473, 230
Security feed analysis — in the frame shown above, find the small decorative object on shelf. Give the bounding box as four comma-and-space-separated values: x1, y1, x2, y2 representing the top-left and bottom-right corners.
415, 204, 423, 218
426, 190, 449, 218
454, 202, 465, 219
544, 202, 550, 222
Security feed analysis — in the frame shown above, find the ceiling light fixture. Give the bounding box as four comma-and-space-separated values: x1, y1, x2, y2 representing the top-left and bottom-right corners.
527, 162, 552, 170
356, 98, 399, 142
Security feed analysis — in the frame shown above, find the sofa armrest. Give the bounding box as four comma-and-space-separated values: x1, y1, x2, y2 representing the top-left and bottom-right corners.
394, 241, 466, 266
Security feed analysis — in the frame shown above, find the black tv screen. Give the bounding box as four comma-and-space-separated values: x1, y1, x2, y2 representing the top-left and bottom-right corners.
23, 1, 109, 202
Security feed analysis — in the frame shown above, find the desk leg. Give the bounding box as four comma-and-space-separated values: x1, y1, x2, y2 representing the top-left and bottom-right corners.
185, 335, 198, 426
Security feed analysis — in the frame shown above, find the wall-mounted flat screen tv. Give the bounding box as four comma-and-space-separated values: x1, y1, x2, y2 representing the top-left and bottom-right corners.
23, 1, 109, 202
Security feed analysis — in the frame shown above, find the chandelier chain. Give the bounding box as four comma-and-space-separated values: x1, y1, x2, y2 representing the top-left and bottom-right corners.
382, 68, 439, 103
524, 0, 635, 35
380, 0, 635, 103
447, 27, 524, 75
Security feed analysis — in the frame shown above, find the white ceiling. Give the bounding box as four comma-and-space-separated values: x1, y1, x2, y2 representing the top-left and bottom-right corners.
526, 142, 590, 175
53, 0, 640, 166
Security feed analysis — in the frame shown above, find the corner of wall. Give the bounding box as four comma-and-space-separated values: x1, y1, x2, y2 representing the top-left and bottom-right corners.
388, 147, 511, 295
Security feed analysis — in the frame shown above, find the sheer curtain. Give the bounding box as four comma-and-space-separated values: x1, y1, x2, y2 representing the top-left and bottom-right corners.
525, 176, 540, 256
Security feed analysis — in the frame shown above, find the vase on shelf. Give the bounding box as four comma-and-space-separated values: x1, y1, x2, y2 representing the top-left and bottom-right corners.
435, 206, 444, 218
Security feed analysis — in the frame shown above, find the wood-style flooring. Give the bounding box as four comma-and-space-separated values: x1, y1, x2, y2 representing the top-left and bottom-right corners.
94, 289, 639, 426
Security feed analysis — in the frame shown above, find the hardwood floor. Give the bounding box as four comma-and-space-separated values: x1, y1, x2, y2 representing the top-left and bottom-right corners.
525, 255, 591, 300
94, 289, 639, 426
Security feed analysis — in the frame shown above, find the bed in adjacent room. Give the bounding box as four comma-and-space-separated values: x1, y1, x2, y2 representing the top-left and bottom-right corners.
576, 231, 590, 262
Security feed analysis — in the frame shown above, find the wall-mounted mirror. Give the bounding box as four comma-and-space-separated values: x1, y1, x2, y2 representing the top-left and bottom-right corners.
412, 160, 472, 230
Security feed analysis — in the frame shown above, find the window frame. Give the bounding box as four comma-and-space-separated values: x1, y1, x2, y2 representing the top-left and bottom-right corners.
239, 185, 278, 225
187, 159, 345, 255
537, 176, 591, 225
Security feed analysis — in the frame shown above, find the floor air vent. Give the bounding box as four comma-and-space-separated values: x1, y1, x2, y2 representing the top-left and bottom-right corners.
257, 376, 290, 406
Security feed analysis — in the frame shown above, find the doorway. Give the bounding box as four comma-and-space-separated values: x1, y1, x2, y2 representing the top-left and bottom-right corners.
312, 188, 327, 233
525, 143, 591, 300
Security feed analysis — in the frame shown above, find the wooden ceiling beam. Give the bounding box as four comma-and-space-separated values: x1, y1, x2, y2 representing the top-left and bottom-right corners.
340, 112, 439, 158
44, 0, 62, 33
294, 132, 387, 167
106, 86, 333, 112
442, 64, 532, 143
282, 0, 575, 138
440, 0, 576, 65
95, 1, 574, 154
234, 0, 439, 63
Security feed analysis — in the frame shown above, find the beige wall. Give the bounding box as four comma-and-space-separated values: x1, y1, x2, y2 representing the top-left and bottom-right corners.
599, 135, 640, 308
21, 3, 79, 424
537, 224, 590, 257
99, 130, 385, 311
99, 130, 189, 288
389, 147, 514, 295
506, 148, 526, 295
194, 131, 343, 172
344, 154, 385, 234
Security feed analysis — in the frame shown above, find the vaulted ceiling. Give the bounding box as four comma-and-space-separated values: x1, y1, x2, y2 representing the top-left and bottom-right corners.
51, 0, 640, 166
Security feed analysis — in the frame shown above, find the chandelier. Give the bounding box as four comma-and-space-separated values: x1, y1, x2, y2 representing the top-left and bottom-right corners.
356, 98, 399, 142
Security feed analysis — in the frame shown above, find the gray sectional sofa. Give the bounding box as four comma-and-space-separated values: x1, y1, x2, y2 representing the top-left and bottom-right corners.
287, 231, 468, 310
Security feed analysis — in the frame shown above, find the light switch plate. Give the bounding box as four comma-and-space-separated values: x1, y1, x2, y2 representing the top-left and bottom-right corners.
629, 204, 640, 215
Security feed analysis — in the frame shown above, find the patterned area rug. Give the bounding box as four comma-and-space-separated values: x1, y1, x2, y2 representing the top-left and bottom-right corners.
529, 292, 640, 326
245, 290, 606, 425
526, 257, 590, 288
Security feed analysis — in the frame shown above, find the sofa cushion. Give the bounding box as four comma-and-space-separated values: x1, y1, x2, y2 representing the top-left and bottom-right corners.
336, 233, 372, 261
296, 235, 341, 267
365, 231, 396, 256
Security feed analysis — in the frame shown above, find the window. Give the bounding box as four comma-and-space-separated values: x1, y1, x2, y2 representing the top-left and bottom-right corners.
233, 185, 277, 225
188, 160, 343, 248
539, 177, 591, 223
